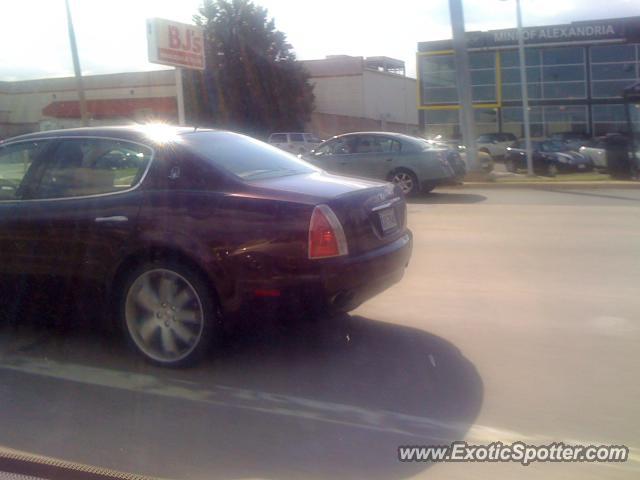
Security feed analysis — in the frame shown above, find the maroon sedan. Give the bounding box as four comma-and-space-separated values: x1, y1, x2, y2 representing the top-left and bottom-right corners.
0, 126, 412, 366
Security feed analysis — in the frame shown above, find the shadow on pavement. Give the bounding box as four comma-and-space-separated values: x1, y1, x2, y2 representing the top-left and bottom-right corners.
409, 191, 487, 205
0, 289, 483, 480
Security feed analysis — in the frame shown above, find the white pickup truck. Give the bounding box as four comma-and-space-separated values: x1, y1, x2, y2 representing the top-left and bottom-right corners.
476, 132, 518, 160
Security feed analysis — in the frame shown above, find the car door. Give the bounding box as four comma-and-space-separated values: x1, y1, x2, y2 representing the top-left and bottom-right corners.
314, 136, 357, 175
334, 135, 393, 180
0, 139, 56, 277
25, 137, 153, 283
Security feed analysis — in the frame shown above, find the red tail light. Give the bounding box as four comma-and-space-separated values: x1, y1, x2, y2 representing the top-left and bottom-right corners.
308, 205, 348, 259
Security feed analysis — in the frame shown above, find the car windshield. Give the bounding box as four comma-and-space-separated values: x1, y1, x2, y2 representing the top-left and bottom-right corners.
540, 140, 570, 152
182, 131, 317, 180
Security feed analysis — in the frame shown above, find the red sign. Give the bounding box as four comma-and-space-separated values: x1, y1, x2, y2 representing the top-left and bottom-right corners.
147, 18, 205, 70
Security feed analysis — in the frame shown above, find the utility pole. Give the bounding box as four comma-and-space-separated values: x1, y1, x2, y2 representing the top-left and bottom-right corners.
515, 0, 534, 175
449, 0, 478, 171
65, 0, 88, 126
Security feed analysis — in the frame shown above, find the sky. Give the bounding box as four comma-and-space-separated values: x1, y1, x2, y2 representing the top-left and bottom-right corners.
0, 0, 639, 81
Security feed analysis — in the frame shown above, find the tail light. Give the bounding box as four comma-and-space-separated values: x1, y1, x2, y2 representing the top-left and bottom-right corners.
308, 205, 348, 259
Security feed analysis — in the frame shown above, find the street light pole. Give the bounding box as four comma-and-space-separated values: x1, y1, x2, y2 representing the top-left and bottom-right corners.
65, 0, 88, 126
449, 0, 478, 171
515, 0, 534, 175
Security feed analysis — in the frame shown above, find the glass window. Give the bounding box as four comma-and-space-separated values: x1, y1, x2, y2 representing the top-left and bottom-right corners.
422, 70, 457, 87
471, 69, 496, 85
590, 45, 636, 63
472, 85, 496, 102
500, 49, 541, 68
474, 109, 498, 123
502, 83, 542, 100
592, 104, 627, 122
592, 80, 635, 98
269, 133, 287, 143
501, 67, 541, 83
543, 65, 585, 82
303, 134, 321, 143
591, 63, 636, 80
36, 139, 152, 199
420, 55, 455, 75
423, 86, 458, 104
502, 106, 543, 124
289, 133, 304, 142
544, 106, 587, 123
426, 109, 459, 124
469, 52, 495, 69
542, 47, 584, 65
543, 82, 586, 99
184, 132, 317, 180
373, 137, 401, 153
0, 140, 48, 201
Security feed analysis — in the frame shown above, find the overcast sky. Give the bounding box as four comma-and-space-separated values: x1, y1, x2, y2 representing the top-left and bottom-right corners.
0, 0, 638, 81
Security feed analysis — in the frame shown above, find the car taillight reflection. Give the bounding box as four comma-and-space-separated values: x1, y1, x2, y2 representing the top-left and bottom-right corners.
308, 205, 349, 259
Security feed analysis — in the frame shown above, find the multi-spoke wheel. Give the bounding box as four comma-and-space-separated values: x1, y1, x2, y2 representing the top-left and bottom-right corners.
390, 169, 419, 196
121, 264, 215, 366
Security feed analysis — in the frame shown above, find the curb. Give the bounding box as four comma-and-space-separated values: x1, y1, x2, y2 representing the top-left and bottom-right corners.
452, 181, 640, 190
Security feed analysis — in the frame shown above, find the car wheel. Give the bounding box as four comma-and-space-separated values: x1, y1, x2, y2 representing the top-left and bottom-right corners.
546, 163, 558, 177
505, 158, 517, 173
120, 262, 217, 367
390, 169, 419, 196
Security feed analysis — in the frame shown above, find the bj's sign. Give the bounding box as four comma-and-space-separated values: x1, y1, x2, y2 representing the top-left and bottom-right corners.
147, 18, 205, 70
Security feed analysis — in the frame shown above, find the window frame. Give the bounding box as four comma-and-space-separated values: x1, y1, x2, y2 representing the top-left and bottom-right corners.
0, 139, 54, 203
0, 136, 155, 203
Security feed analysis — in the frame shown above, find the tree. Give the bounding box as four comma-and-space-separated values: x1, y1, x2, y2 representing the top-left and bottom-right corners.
190, 0, 314, 137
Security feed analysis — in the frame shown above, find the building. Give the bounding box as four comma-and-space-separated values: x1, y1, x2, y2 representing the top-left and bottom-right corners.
0, 70, 178, 138
301, 55, 418, 138
0, 54, 417, 140
417, 17, 640, 139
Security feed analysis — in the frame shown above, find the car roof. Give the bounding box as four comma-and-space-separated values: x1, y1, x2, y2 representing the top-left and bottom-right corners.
1, 125, 218, 145
327, 131, 420, 141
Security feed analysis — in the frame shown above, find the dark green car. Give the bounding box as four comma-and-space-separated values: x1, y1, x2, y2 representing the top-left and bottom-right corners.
305, 132, 456, 195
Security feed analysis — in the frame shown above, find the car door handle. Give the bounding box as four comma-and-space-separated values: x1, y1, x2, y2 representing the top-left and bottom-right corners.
94, 216, 128, 223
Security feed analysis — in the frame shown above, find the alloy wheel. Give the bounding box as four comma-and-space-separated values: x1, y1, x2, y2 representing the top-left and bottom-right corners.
391, 172, 415, 195
125, 268, 205, 363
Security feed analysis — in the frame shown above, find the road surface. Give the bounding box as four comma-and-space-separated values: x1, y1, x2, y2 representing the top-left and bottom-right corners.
0, 187, 639, 479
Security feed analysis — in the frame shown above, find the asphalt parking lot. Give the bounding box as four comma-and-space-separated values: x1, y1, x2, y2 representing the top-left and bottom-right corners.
0, 187, 639, 480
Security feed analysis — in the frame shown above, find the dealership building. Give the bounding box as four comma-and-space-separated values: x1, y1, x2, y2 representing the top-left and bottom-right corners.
417, 16, 640, 139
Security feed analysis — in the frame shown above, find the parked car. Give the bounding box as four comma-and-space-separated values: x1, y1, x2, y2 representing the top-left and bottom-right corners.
580, 133, 635, 177
435, 139, 494, 173
579, 137, 609, 170
0, 126, 412, 366
306, 132, 455, 196
505, 139, 593, 176
476, 132, 517, 160
549, 131, 591, 151
267, 132, 322, 155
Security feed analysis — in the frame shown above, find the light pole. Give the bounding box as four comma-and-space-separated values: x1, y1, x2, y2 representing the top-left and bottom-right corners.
503, 0, 534, 175
449, 0, 478, 172
64, 0, 88, 126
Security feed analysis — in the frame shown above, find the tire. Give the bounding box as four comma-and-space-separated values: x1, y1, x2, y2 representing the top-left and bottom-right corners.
119, 261, 217, 367
389, 169, 420, 196
505, 158, 517, 173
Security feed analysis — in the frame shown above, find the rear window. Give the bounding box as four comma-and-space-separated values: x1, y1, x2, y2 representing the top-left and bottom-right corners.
289, 133, 304, 142
269, 133, 287, 143
183, 132, 317, 180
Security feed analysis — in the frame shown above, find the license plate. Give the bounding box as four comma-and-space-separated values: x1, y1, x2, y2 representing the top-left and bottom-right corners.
379, 208, 398, 232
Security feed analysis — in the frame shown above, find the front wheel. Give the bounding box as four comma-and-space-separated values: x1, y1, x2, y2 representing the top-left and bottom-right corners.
390, 169, 419, 196
120, 262, 217, 367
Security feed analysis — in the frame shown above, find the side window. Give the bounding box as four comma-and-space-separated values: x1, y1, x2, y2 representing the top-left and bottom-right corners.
289, 133, 304, 142
332, 137, 356, 155
314, 141, 335, 155
354, 136, 376, 154
375, 137, 402, 154
36, 138, 152, 199
304, 133, 321, 143
0, 140, 48, 201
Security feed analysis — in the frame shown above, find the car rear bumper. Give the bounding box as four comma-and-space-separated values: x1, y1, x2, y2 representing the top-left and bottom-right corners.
227, 231, 413, 318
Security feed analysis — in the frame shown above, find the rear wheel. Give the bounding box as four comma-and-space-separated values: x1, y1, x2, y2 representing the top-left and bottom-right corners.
389, 169, 419, 196
120, 262, 217, 367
